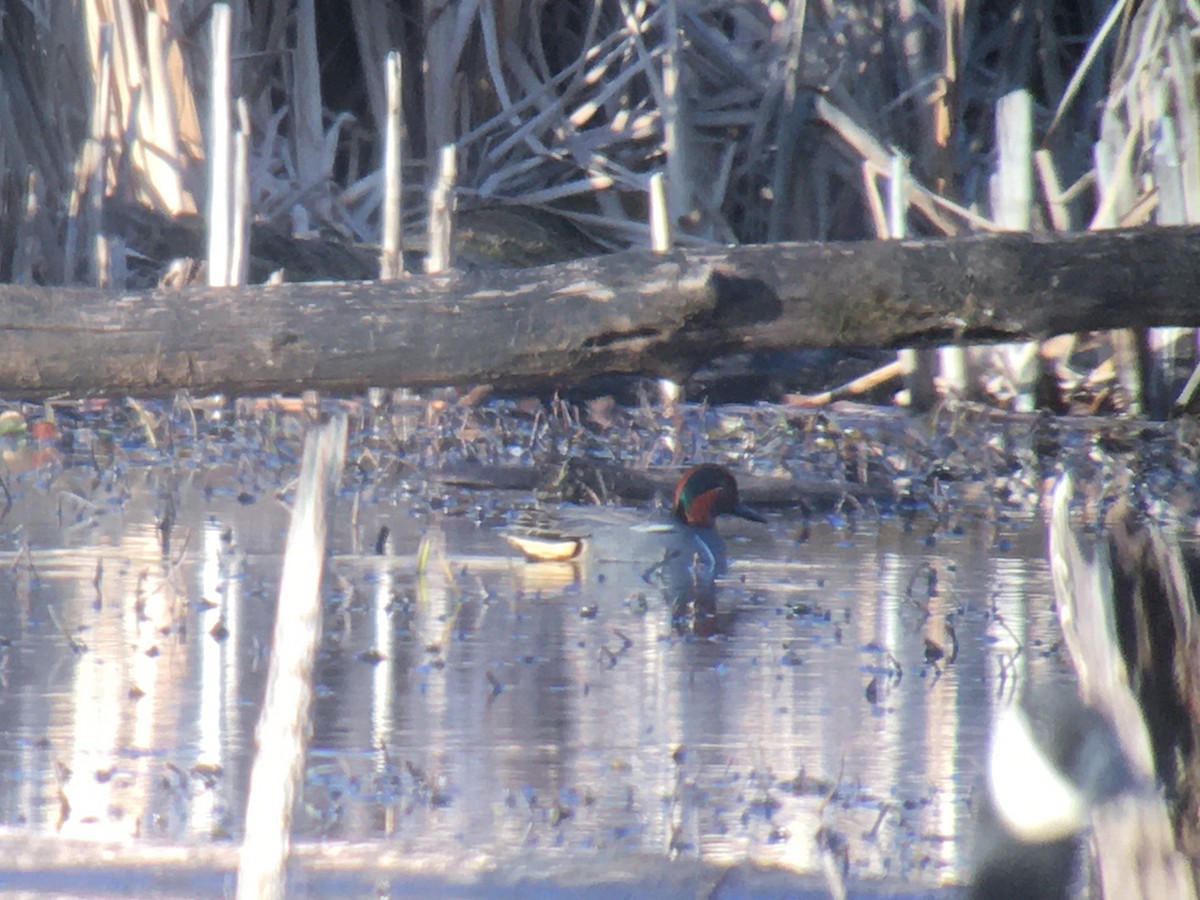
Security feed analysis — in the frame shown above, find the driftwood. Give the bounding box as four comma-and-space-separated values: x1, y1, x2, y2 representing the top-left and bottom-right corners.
3, 225, 1200, 395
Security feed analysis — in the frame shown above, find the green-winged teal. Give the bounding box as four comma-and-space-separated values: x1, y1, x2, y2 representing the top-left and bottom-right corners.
503, 463, 766, 577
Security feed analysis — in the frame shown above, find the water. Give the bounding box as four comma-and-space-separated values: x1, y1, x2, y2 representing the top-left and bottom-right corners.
0, 398, 1169, 897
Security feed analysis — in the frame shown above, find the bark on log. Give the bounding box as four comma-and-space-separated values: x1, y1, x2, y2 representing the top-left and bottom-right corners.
2, 225, 1200, 394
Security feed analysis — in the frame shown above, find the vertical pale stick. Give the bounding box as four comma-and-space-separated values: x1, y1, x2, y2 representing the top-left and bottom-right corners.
88, 24, 115, 287
237, 414, 348, 900
887, 153, 907, 239
648, 172, 670, 253
660, 0, 689, 227
425, 144, 457, 274
145, 9, 183, 213
293, 0, 325, 189
1148, 81, 1191, 417
207, 3, 233, 287
891, 154, 933, 408
12, 170, 40, 285
766, 0, 808, 243
648, 172, 680, 408
230, 98, 251, 287
66, 22, 113, 282
990, 89, 1036, 412
381, 51, 405, 280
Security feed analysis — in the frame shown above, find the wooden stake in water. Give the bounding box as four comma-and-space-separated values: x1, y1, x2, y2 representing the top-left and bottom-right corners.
237, 414, 347, 900
381, 51, 405, 281
425, 144, 457, 274
207, 3, 233, 288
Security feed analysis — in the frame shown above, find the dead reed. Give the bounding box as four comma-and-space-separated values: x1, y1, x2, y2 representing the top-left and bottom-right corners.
0, 1, 1196, 407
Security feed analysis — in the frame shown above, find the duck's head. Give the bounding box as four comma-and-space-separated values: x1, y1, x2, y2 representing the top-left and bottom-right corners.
671, 464, 766, 529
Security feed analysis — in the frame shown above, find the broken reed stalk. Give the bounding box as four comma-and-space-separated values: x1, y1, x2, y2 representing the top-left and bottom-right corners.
1174, 360, 1200, 413
206, 3, 233, 288
648, 170, 679, 403
1044, 0, 1126, 141
1034, 149, 1073, 231
12, 172, 40, 285
784, 359, 906, 408
933, 1, 958, 192
991, 91, 1033, 231
110, 0, 145, 193
87, 24, 114, 287
476, 0, 515, 113
230, 98, 251, 287
815, 95, 963, 236
862, 161, 888, 238
1145, 84, 1193, 418
380, 50, 405, 281
292, 0, 325, 190
1091, 95, 1144, 413
766, 0, 807, 243
236, 413, 348, 900
893, 0, 933, 189
648, 171, 670, 252
887, 152, 908, 239
144, 8, 183, 213
421, 0, 458, 163
659, 0, 690, 228
425, 144, 457, 274
66, 13, 112, 282
346, 0, 389, 136
1151, 89, 1186, 226
1090, 120, 1140, 230
992, 89, 1037, 413
891, 152, 937, 410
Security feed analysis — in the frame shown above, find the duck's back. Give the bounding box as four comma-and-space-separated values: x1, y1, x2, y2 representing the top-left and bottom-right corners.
574, 509, 734, 582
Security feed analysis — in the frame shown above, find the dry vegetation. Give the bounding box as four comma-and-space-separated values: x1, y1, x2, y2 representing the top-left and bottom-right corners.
0, 0, 1197, 407
3, 1, 1197, 275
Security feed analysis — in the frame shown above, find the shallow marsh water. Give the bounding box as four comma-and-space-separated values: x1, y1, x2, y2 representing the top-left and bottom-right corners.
0, 397, 1193, 897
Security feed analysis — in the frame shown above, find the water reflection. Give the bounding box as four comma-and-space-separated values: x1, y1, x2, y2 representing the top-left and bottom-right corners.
0, 466, 1073, 890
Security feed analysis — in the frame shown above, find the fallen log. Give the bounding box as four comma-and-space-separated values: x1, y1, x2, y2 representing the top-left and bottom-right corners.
2, 225, 1200, 394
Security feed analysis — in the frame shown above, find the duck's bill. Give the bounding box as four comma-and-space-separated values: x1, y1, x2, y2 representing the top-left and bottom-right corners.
733, 503, 767, 523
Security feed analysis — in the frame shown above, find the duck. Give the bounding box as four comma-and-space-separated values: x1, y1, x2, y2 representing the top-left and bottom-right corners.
502, 463, 766, 578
